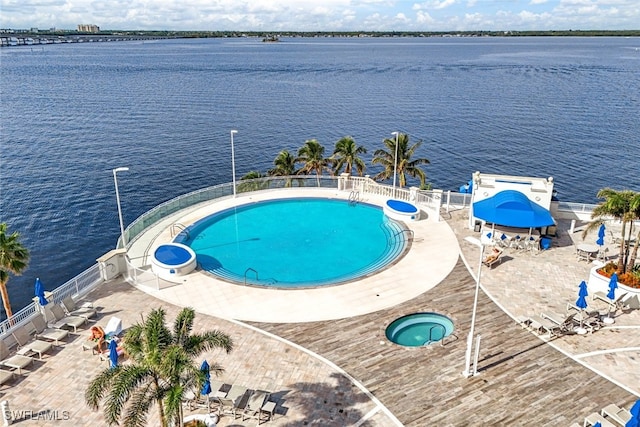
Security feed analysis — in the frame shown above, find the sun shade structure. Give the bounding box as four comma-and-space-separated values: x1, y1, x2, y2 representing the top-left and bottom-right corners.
472, 190, 555, 228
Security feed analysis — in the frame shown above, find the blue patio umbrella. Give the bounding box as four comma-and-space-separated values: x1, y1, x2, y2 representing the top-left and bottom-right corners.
626, 399, 640, 427
576, 281, 589, 330
200, 360, 211, 396
593, 423, 601, 427
607, 273, 618, 300
34, 277, 48, 306
596, 223, 606, 247
108, 339, 119, 368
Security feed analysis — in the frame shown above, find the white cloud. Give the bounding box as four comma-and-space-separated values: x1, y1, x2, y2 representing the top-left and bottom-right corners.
1, 0, 638, 31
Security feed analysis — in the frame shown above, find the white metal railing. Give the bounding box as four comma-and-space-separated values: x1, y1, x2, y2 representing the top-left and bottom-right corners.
125, 257, 178, 290
0, 264, 103, 338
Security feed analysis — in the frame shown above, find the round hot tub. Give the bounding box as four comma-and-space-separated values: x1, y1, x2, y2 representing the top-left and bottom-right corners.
151, 243, 197, 280
383, 199, 419, 222
385, 312, 454, 347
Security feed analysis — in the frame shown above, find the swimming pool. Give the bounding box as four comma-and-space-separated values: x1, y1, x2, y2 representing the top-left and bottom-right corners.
175, 198, 409, 288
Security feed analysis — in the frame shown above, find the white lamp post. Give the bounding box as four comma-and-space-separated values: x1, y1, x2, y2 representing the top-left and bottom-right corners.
463, 235, 484, 377
391, 131, 399, 198
230, 130, 238, 197
112, 167, 129, 248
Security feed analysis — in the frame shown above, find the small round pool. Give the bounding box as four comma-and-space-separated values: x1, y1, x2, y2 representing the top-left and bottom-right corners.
385, 313, 454, 347
151, 243, 197, 280
383, 199, 419, 222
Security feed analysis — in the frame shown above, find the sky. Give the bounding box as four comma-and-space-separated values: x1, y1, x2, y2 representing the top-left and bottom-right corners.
1, 0, 638, 32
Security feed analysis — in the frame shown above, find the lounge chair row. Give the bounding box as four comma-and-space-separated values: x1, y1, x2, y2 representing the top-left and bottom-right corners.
185, 382, 278, 424
0, 296, 96, 388
517, 311, 577, 338
580, 402, 634, 426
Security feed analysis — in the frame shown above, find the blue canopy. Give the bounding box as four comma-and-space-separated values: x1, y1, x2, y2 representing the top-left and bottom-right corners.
473, 190, 555, 228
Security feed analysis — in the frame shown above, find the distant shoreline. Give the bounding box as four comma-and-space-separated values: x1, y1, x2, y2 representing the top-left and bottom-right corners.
2, 29, 640, 40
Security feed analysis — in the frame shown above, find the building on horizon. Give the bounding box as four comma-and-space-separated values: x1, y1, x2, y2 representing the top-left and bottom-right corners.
77, 24, 100, 33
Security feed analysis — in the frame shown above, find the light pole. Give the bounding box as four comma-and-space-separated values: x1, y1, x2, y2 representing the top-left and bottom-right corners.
463, 235, 484, 378
391, 131, 399, 198
112, 167, 129, 249
230, 130, 238, 197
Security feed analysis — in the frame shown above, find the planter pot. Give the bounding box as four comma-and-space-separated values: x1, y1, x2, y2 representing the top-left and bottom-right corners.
588, 266, 640, 309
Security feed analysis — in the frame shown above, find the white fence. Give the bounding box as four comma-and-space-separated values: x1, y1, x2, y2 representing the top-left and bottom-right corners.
0, 264, 102, 339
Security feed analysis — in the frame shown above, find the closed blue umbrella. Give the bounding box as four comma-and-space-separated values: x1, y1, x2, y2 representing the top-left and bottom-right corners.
108, 339, 119, 368
626, 399, 640, 427
576, 281, 589, 331
606, 273, 618, 300
200, 360, 211, 396
596, 223, 606, 247
34, 278, 48, 306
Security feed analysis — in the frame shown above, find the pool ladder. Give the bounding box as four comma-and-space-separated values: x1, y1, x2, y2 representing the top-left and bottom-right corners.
170, 223, 190, 239
348, 190, 360, 206
389, 229, 414, 244
423, 323, 447, 347
244, 268, 276, 285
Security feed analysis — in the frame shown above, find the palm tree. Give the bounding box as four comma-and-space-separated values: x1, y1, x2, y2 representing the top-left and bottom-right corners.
268, 150, 297, 187
85, 307, 233, 427
371, 132, 430, 188
584, 189, 639, 274
331, 136, 367, 176
296, 139, 333, 186
0, 223, 30, 319
238, 171, 270, 192
625, 192, 640, 271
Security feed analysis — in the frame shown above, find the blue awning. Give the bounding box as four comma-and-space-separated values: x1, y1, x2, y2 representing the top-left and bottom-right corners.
473, 190, 554, 228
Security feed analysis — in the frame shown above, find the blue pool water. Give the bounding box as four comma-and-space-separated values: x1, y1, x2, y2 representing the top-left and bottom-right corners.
176, 198, 408, 287
386, 313, 455, 347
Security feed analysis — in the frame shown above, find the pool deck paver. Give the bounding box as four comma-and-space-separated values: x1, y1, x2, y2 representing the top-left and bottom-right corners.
1, 193, 639, 426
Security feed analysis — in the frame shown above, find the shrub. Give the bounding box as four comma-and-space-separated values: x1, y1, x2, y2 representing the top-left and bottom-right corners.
597, 262, 640, 289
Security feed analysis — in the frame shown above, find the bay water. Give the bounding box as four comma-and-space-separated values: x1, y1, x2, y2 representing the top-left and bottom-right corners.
1, 36, 639, 315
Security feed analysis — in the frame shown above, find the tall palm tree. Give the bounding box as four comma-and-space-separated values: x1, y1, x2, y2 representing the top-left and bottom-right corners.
296, 139, 333, 186
238, 171, 270, 192
268, 150, 297, 187
371, 132, 430, 188
625, 192, 640, 271
85, 307, 233, 427
0, 223, 30, 319
331, 136, 367, 176
584, 189, 639, 274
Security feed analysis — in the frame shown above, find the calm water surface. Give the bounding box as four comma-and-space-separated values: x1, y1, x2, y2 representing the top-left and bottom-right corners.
1, 37, 639, 314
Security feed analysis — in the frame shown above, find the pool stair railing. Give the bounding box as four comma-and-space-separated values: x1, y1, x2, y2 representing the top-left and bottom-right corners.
170, 222, 190, 240
348, 190, 360, 206
423, 323, 447, 347
388, 229, 414, 244
243, 268, 277, 286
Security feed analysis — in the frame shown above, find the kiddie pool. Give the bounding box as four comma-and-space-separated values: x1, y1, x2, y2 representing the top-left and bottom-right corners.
151, 243, 197, 280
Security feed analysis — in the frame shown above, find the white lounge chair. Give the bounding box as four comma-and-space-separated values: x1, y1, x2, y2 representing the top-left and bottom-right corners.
0, 340, 33, 374
584, 412, 616, 427
243, 389, 269, 421
30, 312, 69, 345
12, 325, 53, 360
44, 304, 87, 333
592, 291, 629, 312
61, 296, 97, 320
600, 403, 632, 425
